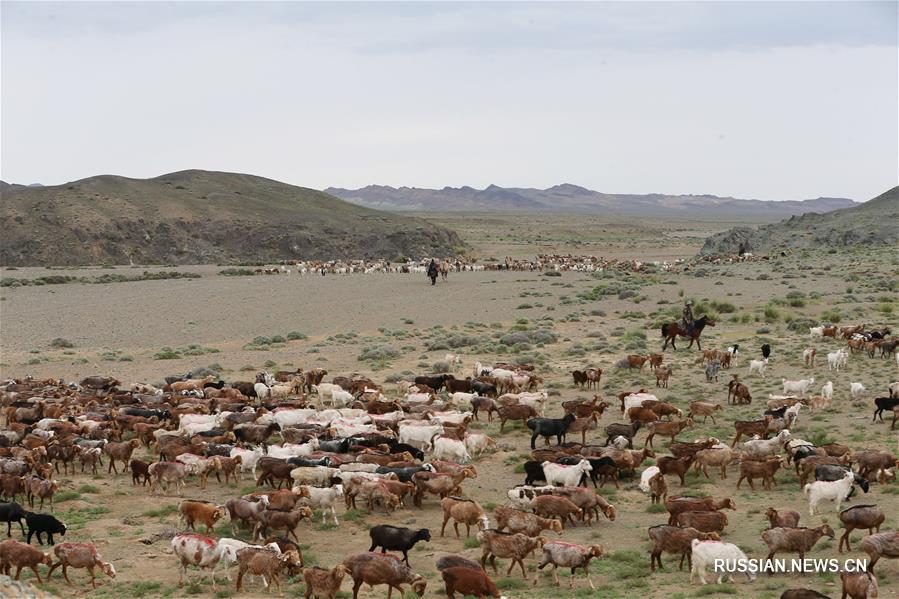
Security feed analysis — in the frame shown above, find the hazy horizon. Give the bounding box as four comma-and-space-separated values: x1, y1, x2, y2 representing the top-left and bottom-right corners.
2, 1, 897, 202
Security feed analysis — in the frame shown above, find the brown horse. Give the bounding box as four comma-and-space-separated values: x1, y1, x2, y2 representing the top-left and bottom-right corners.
661, 315, 715, 351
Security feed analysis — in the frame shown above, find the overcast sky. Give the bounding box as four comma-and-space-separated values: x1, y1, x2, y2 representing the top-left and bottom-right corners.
2, 1, 896, 201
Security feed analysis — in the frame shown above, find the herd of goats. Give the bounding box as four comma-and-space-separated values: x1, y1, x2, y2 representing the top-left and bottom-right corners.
0, 323, 897, 598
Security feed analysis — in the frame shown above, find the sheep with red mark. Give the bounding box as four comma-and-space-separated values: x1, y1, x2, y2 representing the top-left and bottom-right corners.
441, 496, 489, 538
477, 529, 545, 580
838, 505, 885, 552
234, 546, 303, 594
537, 541, 603, 589
840, 571, 879, 599
302, 563, 350, 599
494, 506, 563, 536
859, 530, 899, 573
46, 541, 115, 588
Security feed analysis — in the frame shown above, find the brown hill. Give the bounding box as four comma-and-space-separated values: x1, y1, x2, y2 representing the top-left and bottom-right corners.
700, 186, 899, 255
0, 170, 464, 266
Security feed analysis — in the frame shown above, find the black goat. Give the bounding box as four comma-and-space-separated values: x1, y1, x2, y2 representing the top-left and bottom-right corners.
386, 441, 425, 462
761, 344, 771, 359
318, 438, 352, 454
119, 407, 171, 421
526, 414, 576, 449
523, 461, 547, 486
603, 421, 642, 448
368, 525, 431, 566
25, 512, 67, 545
414, 374, 453, 391
376, 465, 434, 483
470, 380, 497, 397
815, 465, 870, 497
0, 502, 26, 537
873, 396, 899, 422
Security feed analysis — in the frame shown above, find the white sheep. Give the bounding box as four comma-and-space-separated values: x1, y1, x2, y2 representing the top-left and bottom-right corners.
542, 460, 592, 487
804, 471, 854, 515
639, 466, 661, 493
254, 383, 271, 401
742, 430, 792, 459
748, 359, 768, 377
782, 378, 814, 398
849, 382, 866, 400
432, 436, 471, 464
828, 349, 848, 371
690, 540, 756, 585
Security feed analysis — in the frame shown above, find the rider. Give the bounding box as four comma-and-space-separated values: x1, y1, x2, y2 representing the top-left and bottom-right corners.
682, 300, 695, 334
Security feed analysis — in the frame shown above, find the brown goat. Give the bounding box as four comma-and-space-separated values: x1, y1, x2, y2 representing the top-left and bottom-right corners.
302, 563, 350, 599
737, 456, 787, 490
647, 525, 720, 571
731, 416, 772, 446
765, 507, 800, 529
841, 571, 878, 599
676, 510, 728, 533
838, 505, 885, 553
761, 525, 835, 561
657, 455, 694, 487
665, 496, 736, 526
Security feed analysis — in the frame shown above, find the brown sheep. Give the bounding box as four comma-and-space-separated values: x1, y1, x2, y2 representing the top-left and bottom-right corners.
537, 541, 603, 589
841, 571, 878, 599
494, 506, 563, 536
343, 552, 427, 599
649, 472, 668, 504
731, 416, 772, 446
530, 495, 582, 529
657, 455, 694, 487
476, 529, 546, 580
665, 495, 736, 526
676, 510, 728, 534
130, 459, 152, 486
302, 563, 350, 599
647, 525, 720, 571
179, 500, 227, 534
765, 507, 801, 529
655, 368, 672, 388
440, 497, 488, 538
688, 402, 724, 424
496, 404, 538, 433
253, 507, 314, 542
46, 541, 116, 588
0, 539, 53, 582
627, 407, 660, 424
859, 530, 899, 573
737, 456, 787, 490
761, 525, 835, 561
838, 505, 885, 553
103, 439, 140, 474
693, 445, 736, 480
855, 450, 897, 479
442, 566, 501, 598
644, 418, 693, 448
234, 547, 303, 594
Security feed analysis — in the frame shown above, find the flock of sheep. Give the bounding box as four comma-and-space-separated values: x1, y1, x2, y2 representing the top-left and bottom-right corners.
0, 319, 896, 598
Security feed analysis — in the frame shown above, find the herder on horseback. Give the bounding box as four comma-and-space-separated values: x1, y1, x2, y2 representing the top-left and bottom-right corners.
661, 299, 715, 351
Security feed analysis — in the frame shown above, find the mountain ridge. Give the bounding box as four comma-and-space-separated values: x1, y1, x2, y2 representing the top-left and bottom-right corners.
324, 183, 857, 218
0, 170, 464, 266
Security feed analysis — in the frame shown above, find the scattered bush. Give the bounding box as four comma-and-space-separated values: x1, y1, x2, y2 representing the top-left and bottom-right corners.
50, 337, 74, 349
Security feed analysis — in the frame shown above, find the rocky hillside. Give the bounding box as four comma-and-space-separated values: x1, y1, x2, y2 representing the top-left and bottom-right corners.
700, 186, 898, 255
0, 171, 464, 266
325, 183, 856, 219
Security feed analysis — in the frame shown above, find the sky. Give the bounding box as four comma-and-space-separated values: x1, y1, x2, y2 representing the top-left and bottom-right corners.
1, 1, 896, 201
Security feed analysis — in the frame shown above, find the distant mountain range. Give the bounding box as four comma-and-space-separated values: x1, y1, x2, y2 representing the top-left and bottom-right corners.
324, 184, 857, 219
0, 171, 463, 266
700, 186, 898, 255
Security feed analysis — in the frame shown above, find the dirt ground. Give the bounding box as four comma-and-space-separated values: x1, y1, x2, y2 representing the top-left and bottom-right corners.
0, 215, 896, 599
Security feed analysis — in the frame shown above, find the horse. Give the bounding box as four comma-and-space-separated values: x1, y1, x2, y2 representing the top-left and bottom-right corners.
661, 315, 715, 351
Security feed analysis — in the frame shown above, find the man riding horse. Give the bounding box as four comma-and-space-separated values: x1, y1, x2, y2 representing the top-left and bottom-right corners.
662, 299, 715, 350
682, 300, 695, 334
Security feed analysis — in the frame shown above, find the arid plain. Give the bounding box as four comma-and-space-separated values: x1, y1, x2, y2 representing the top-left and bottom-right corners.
0, 213, 896, 599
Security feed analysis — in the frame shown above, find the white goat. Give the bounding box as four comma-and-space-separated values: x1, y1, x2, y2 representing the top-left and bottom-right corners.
690, 540, 756, 585
804, 471, 854, 515
828, 349, 848, 371
542, 460, 592, 487
639, 466, 661, 493
748, 359, 768, 377
821, 381, 834, 401
782, 378, 814, 398
809, 326, 824, 339
849, 382, 866, 399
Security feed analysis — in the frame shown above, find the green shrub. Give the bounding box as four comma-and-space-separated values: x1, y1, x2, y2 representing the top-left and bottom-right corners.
153, 347, 181, 360
50, 337, 74, 349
